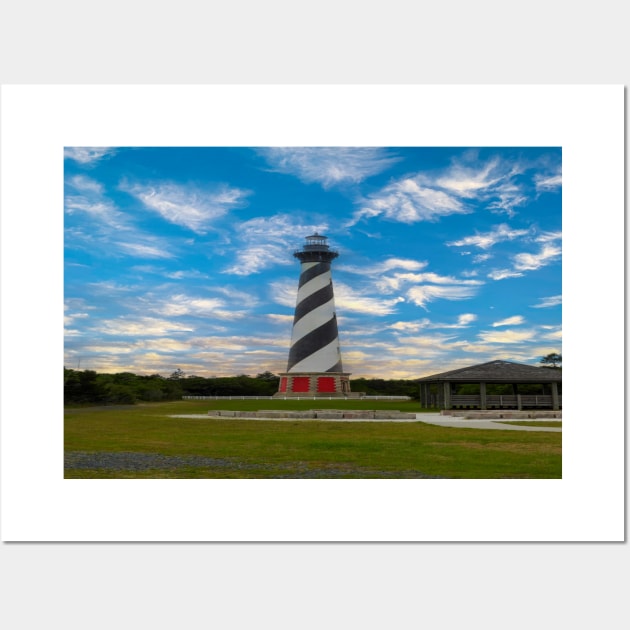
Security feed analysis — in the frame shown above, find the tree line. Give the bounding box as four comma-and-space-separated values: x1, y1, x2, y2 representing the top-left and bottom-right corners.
63, 368, 421, 405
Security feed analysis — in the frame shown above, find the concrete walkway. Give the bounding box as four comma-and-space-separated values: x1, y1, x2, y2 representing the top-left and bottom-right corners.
416, 413, 562, 432
169, 413, 561, 431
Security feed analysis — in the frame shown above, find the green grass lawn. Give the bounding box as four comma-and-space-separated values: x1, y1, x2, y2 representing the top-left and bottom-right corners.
64, 400, 561, 479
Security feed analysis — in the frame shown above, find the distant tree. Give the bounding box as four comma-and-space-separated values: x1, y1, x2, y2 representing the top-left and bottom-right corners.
255, 371, 278, 381
540, 353, 562, 368
168, 368, 185, 380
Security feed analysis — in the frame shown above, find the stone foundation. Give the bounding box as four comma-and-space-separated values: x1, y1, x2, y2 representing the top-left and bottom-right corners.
208, 409, 417, 420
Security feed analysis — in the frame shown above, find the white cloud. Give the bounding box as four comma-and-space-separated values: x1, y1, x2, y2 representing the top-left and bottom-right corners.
270, 278, 404, 316
117, 242, 175, 259
457, 313, 477, 326
473, 253, 492, 263
535, 230, 562, 244
137, 293, 250, 320
483, 233, 560, 281
534, 169, 562, 191
65, 182, 177, 260
340, 257, 428, 276
152, 295, 227, 316
164, 269, 209, 280
123, 181, 250, 234
406, 284, 479, 309
97, 317, 194, 336
434, 157, 506, 197
350, 177, 468, 226
478, 329, 536, 344
376, 271, 483, 294
224, 214, 328, 276
389, 313, 477, 332
447, 223, 530, 250
267, 314, 294, 324
434, 154, 533, 216
269, 279, 299, 308
388, 320, 431, 332
64, 147, 116, 164
223, 244, 292, 276
352, 153, 537, 227
488, 269, 525, 280
541, 328, 562, 340
513, 244, 561, 271
67, 175, 104, 194
334, 282, 405, 315
260, 147, 399, 189
492, 315, 525, 327
65, 196, 127, 230
531, 295, 562, 308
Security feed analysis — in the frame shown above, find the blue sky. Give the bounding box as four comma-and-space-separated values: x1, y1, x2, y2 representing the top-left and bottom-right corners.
64, 146, 561, 379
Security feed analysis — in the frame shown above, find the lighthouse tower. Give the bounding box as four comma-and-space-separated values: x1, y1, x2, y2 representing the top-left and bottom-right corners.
276, 233, 351, 397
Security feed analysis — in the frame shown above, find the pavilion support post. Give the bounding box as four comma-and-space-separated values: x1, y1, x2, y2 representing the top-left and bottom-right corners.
551, 381, 559, 410
443, 381, 451, 410
479, 381, 487, 410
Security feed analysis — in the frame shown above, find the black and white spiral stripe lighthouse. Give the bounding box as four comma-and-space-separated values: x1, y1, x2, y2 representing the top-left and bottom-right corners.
277, 233, 351, 397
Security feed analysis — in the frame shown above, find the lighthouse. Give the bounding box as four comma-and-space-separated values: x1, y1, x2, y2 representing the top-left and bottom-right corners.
276, 233, 351, 397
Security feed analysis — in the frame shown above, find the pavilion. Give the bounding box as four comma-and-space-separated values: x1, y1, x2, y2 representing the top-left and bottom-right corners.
417, 360, 562, 410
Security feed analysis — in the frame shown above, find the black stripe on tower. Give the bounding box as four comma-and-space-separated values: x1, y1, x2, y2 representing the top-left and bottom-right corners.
287, 316, 340, 370
292, 282, 334, 324
298, 262, 330, 289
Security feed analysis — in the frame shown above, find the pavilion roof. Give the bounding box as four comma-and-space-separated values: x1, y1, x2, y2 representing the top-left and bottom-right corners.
416, 360, 562, 383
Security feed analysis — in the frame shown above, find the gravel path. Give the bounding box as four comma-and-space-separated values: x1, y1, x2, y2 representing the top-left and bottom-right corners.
64, 451, 447, 478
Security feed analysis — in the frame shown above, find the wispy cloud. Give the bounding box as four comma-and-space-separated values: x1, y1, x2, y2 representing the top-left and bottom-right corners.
339, 257, 428, 276
350, 178, 468, 226
457, 313, 477, 326
145, 293, 248, 320
513, 244, 561, 271
492, 315, 525, 327
534, 166, 562, 192
483, 231, 561, 279
268, 278, 404, 316
531, 295, 562, 308
435, 153, 530, 216
122, 181, 250, 234
224, 214, 328, 276
259, 147, 399, 189
64, 147, 117, 164
117, 242, 175, 259
447, 223, 530, 250
376, 271, 482, 294
67, 174, 104, 194
334, 282, 405, 315
96, 317, 195, 337
65, 177, 176, 259
406, 284, 480, 310
478, 328, 536, 344
434, 156, 508, 197
349, 152, 549, 227
388, 312, 477, 332
487, 269, 524, 281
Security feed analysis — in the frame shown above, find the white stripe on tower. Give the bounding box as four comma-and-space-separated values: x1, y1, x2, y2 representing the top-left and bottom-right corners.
289, 297, 336, 345
288, 338, 342, 373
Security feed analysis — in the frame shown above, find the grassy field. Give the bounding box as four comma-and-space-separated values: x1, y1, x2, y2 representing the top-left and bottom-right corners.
64, 400, 562, 479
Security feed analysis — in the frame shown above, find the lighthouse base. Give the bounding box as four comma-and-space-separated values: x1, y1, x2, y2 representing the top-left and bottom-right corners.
274, 372, 352, 397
